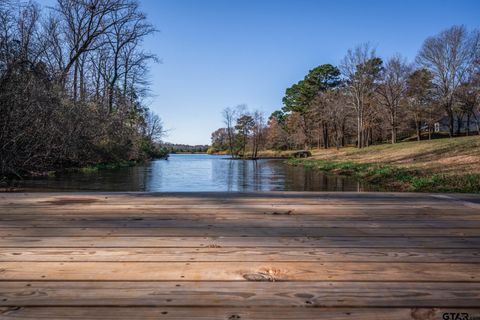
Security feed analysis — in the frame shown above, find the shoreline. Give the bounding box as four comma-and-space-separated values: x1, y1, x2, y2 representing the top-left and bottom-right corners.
286, 137, 480, 193
287, 158, 480, 193
1, 156, 169, 181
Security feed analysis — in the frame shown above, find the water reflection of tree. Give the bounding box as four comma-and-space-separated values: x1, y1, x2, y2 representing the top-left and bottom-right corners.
17, 156, 368, 192
145, 161, 162, 191
211, 158, 236, 191
212, 159, 282, 192
239, 160, 273, 191
252, 160, 261, 191
281, 165, 363, 191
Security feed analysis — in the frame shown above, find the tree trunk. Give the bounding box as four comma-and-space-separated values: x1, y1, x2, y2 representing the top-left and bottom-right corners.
322, 122, 328, 149
109, 51, 120, 114
390, 111, 396, 144
317, 128, 321, 149
123, 58, 129, 96
466, 114, 471, 136
79, 59, 85, 101
108, 85, 114, 114
227, 128, 234, 158
95, 68, 101, 101
357, 114, 362, 148
448, 109, 454, 137
73, 60, 78, 101
365, 128, 370, 147
456, 114, 463, 135
415, 121, 421, 141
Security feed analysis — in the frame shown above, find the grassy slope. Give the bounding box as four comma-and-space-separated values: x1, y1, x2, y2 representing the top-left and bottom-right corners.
288, 136, 480, 193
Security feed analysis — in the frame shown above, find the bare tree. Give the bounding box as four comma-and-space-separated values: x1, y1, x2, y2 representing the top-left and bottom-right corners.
406, 69, 435, 140
144, 111, 164, 143
104, 1, 156, 112
55, 0, 134, 97
324, 89, 351, 149
417, 25, 480, 137
222, 106, 238, 157
251, 110, 265, 159
376, 55, 411, 143
341, 43, 383, 148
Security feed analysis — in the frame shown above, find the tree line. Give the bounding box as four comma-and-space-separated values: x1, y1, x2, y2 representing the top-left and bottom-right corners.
211, 25, 480, 156
163, 143, 209, 154
0, 0, 165, 178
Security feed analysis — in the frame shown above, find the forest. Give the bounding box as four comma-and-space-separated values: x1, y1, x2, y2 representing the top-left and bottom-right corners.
0, 0, 165, 178
210, 25, 480, 158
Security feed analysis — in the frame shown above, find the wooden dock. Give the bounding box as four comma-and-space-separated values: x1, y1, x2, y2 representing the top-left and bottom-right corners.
0, 192, 479, 319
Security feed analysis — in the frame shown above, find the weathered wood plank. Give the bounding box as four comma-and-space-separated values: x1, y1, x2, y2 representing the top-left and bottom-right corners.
0, 262, 478, 281
1, 202, 475, 210
1, 205, 478, 216
1, 307, 479, 320
3, 191, 476, 202
2, 190, 478, 200
1, 227, 479, 237
1, 248, 478, 262
1, 281, 479, 307
0, 210, 480, 221
0, 236, 478, 248
2, 217, 480, 228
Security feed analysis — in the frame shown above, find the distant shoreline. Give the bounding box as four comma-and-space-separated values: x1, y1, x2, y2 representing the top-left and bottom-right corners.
171, 152, 290, 159
169, 152, 209, 154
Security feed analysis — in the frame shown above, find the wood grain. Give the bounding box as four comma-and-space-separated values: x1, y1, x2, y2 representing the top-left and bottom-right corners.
1, 281, 480, 307
0, 261, 478, 281
1, 227, 479, 237
0, 192, 479, 319
1, 247, 479, 262
0, 236, 478, 248
1, 307, 480, 320
2, 217, 480, 228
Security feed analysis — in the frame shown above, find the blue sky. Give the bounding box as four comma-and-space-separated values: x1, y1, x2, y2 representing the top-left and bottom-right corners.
42, 0, 480, 144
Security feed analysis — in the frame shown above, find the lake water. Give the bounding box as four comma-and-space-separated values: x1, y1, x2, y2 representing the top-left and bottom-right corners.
11, 154, 371, 192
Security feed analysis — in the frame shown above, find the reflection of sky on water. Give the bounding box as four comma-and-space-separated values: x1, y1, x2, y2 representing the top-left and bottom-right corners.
16, 154, 370, 192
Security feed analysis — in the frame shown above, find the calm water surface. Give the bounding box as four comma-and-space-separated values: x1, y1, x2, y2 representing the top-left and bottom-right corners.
14, 154, 371, 192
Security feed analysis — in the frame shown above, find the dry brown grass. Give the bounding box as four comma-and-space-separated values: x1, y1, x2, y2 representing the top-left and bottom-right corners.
309, 136, 480, 175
